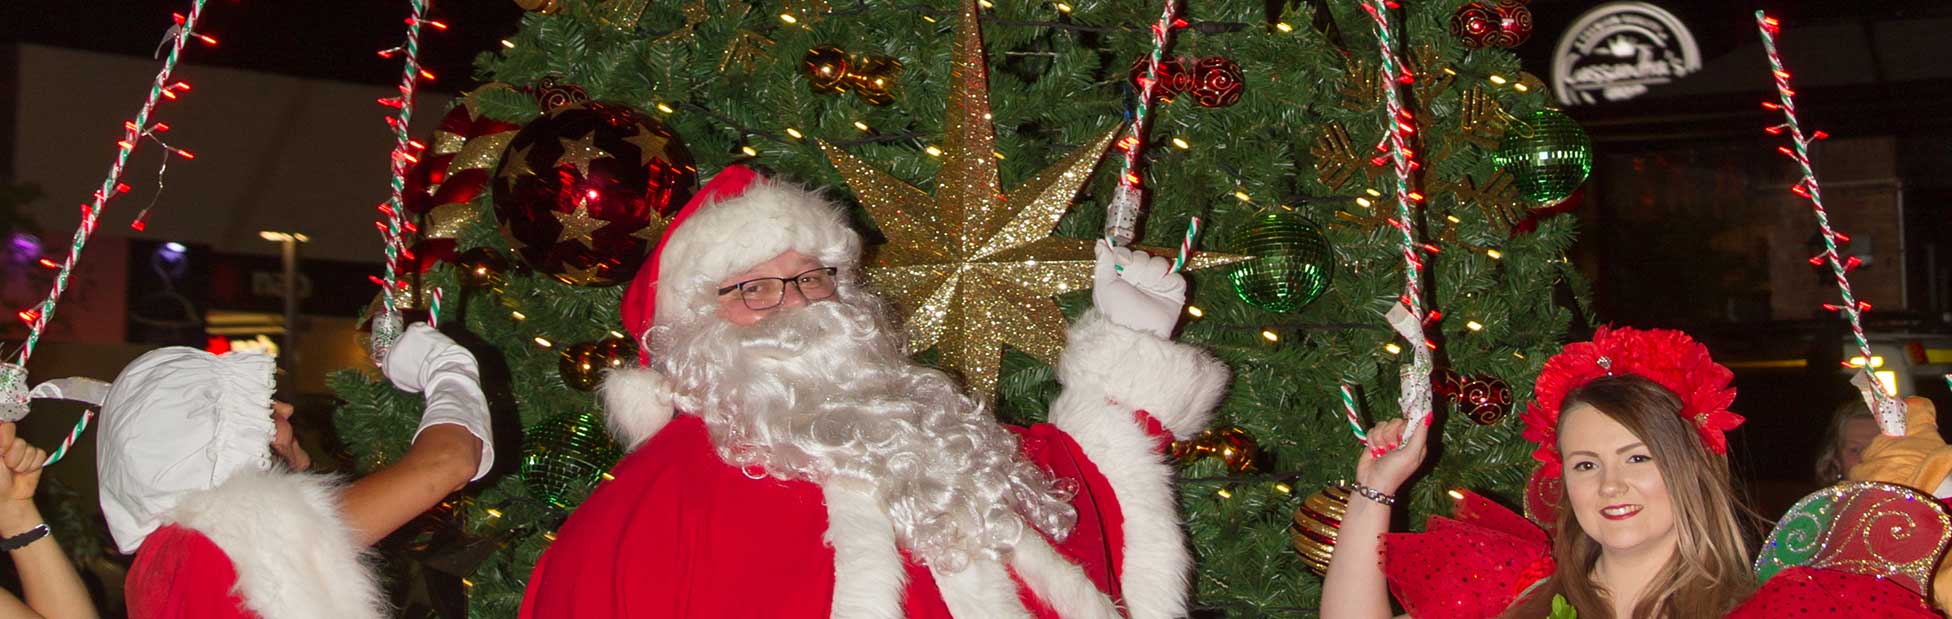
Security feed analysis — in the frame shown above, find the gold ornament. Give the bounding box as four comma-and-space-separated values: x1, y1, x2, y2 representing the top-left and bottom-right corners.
512, 0, 562, 14
1170, 426, 1262, 474
556, 133, 613, 177
1447, 170, 1525, 230
1456, 87, 1510, 149
656, 0, 710, 44
714, 1, 772, 74
599, 0, 651, 30
1339, 56, 1383, 112
821, 0, 1241, 394
1311, 121, 1384, 194
552, 204, 610, 248
1406, 44, 1456, 103
1292, 483, 1352, 576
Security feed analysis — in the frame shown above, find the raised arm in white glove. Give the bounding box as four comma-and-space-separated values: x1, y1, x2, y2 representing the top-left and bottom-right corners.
1092, 240, 1189, 339
382, 324, 494, 481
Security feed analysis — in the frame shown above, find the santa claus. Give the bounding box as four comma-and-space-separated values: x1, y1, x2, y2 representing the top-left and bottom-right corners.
520, 165, 1230, 618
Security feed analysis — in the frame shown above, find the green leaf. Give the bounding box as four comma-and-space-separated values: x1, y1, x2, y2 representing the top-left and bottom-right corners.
1550, 594, 1578, 619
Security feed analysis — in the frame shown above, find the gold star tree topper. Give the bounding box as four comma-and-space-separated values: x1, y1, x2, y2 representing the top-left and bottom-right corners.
821, 0, 1240, 394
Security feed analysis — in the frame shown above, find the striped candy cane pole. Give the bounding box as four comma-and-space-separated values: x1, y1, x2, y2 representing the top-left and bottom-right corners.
1105, 0, 1184, 246
42, 410, 95, 467
1339, 384, 1369, 443
371, 0, 430, 365
1756, 12, 1902, 435
1363, 0, 1434, 444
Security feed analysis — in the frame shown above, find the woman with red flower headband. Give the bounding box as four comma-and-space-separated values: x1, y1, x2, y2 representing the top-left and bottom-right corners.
1321, 326, 1950, 619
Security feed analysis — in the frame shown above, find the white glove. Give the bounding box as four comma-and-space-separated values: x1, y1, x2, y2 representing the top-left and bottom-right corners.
1092, 240, 1188, 339
382, 324, 494, 481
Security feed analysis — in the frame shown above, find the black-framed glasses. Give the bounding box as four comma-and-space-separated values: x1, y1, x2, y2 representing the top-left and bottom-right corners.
717, 267, 840, 311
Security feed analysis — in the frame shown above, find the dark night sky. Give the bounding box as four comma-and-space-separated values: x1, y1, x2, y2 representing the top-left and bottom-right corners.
3, 0, 528, 92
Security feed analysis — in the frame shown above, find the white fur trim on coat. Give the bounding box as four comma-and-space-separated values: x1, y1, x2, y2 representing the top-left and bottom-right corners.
598, 367, 677, 452
932, 559, 1034, 619
1050, 309, 1231, 619
1008, 532, 1124, 619
168, 468, 385, 619
653, 179, 862, 328
821, 480, 908, 619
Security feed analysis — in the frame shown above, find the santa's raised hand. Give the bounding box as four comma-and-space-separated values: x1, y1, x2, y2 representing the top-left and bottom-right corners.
1093, 239, 1188, 340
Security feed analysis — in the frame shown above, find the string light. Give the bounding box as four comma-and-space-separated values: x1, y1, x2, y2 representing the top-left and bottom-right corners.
1384, 343, 1402, 355
1355, 197, 1373, 208
1233, 191, 1251, 202
1486, 249, 1503, 260
778, 13, 798, 24
1274, 483, 1292, 494
784, 128, 804, 139
1447, 489, 1466, 500
484, 508, 503, 518
1465, 320, 1484, 332
534, 337, 553, 348
510, 310, 527, 321
1171, 137, 1191, 149
1054, 2, 1072, 13
1216, 488, 1233, 499
1275, 22, 1294, 33
655, 103, 675, 114
1186, 305, 1204, 318
500, 39, 516, 49
925, 145, 944, 157
1261, 330, 1280, 343
853, 121, 871, 131
740, 145, 759, 157
1488, 75, 1508, 85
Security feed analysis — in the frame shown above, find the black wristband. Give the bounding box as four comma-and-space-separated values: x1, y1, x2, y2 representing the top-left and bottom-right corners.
0, 524, 49, 552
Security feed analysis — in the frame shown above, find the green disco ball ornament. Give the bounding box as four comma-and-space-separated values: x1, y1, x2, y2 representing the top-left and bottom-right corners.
520, 410, 623, 510
1493, 108, 1593, 205
1225, 213, 1334, 313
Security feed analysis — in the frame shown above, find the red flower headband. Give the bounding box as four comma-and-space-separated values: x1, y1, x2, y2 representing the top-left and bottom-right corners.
1520, 326, 1743, 479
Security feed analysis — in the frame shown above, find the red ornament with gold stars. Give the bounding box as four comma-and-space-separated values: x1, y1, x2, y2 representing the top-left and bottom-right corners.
491, 102, 696, 286
1451, 0, 1532, 49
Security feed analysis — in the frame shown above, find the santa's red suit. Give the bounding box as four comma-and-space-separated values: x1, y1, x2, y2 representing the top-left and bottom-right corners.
520, 165, 1230, 618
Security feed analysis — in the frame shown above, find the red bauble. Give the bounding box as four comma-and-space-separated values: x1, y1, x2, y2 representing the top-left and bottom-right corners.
1436, 369, 1514, 425
491, 103, 696, 286
1452, 0, 1532, 49
1128, 57, 1192, 101
1188, 57, 1244, 108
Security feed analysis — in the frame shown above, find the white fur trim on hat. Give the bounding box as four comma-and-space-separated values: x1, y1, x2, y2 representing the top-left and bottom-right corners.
652, 178, 861, 329
170, 468, 387, 619
599, 367, 677, 452
97, 347, 278, 554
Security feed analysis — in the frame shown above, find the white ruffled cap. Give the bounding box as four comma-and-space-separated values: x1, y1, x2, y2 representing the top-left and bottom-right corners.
96, 347, 278, 554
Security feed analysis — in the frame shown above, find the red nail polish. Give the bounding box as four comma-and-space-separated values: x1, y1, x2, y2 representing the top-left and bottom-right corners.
1423, 415, 1434, 427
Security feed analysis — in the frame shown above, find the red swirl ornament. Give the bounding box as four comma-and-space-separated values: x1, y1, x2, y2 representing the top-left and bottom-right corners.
1188, 57, 1244, 108
1451, 1, 1532, 49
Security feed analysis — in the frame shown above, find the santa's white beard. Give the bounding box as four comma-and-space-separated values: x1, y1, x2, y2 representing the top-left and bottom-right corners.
652, 290, 1077, 572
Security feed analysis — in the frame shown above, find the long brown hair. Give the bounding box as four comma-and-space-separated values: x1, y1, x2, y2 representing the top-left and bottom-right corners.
1504, 375, 1757, 619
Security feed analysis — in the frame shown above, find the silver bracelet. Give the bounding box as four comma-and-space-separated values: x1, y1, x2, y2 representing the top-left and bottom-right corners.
1351, 483, 1397, 506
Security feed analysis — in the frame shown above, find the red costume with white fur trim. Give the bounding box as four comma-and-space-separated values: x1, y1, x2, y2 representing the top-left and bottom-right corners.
520, 166, 1229, 618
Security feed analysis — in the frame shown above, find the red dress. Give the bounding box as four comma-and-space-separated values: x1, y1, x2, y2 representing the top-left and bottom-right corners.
1382, 485, 1947, 619
521, 414, 1134, 618
125, 525, 258, 619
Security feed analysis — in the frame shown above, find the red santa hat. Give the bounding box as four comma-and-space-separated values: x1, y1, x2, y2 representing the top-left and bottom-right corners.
604, 165, 861, 450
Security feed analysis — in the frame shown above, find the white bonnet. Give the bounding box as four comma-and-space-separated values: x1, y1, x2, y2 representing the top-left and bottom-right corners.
96, 347, 278, 554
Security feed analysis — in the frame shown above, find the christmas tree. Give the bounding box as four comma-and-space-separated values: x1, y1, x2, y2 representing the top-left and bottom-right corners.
329, 0, 1590, 615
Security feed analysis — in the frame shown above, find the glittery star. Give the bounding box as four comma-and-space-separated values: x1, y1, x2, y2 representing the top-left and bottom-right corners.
557, 133, 612, 177
558, 261, 606, 286
623, 128, 669, 167
553, 204, 610, 248
822, 0, 1243, 394
499, 143, 536, 181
